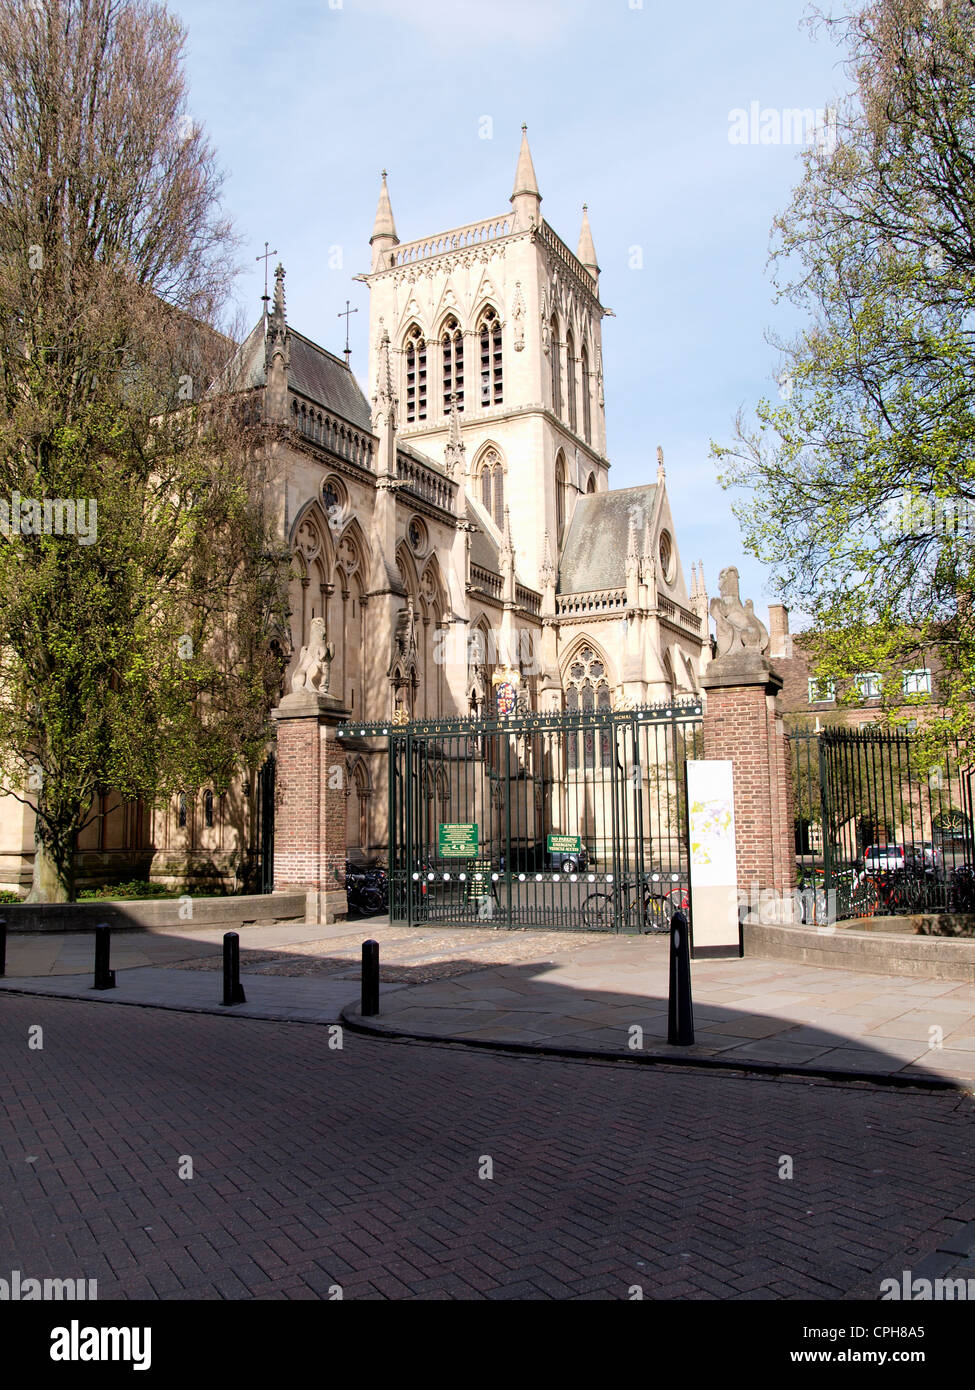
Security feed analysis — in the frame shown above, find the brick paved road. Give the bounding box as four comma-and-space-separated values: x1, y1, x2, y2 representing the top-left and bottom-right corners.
1, 994, 974, 1299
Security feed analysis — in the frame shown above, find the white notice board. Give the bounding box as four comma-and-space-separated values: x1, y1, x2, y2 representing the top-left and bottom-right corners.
686, 759, 741, 956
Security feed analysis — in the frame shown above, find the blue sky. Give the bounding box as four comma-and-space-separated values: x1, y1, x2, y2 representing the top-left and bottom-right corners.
168, 0, 849, 627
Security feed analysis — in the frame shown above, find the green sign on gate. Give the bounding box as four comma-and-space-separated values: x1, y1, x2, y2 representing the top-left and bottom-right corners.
547, 834, 581, 855
439, 822, 479, 857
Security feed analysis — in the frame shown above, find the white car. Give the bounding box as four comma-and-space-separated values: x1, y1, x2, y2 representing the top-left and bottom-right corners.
863, 845, 907, 873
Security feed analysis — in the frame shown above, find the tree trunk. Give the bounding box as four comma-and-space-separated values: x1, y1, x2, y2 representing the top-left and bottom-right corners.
26, 826, 75, 903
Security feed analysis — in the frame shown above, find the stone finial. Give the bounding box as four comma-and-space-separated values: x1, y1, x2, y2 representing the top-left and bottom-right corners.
708, 566, 770, 673
539, 529, 556, 586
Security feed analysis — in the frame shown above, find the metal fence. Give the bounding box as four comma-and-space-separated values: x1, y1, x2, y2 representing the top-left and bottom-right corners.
791, 726, 975, 919
256, 752, 275, 894
338, 702, 703, 932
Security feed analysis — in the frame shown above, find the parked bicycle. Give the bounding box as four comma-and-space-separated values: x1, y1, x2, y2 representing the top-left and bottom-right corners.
581, 872, 680, 933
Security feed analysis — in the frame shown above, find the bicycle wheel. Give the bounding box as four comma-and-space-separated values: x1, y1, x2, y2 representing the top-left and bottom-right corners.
582, 892, 615, 930
642, 894, 670, 933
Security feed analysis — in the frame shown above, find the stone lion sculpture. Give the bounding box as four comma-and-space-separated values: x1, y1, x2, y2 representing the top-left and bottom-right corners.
710, 567, 769, 660
290, 616, 335, 694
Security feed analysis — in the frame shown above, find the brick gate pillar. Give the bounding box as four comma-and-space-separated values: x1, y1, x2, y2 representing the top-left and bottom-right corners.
701, 569, 796, 923
271, 690, 350, 925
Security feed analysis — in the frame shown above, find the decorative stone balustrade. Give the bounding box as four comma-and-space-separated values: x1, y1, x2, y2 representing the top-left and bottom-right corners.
556, 590, 627, 616
291, 397, 374, 470
469, 565, 503, 599
391, 216, 513, 268
395, 453, 454, 511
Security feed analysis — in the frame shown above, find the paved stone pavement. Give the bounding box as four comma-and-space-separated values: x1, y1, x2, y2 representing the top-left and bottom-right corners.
5, 921, 975, 1084
1, 992, 974, 1300
346, 941, 975, 1088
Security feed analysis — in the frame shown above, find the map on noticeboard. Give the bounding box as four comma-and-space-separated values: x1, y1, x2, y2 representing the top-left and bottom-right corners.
687, 761, 737, 888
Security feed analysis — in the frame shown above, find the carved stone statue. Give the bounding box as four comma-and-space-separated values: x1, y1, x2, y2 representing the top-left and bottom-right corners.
290, 616, 335, 694
709, 567, 770, 662
391, 596, 418, 667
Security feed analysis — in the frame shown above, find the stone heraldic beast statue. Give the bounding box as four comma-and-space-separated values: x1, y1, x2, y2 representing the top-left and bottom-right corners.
709, 566, 770, 672
290, 616, 335, 695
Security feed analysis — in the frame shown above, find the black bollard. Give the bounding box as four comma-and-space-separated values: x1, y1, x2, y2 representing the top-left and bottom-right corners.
0, 917, 6, 978
667, 909, 694, 1045
361, 939, 379, 1016
221, 932, 246, 1006
93, 924, 116, 990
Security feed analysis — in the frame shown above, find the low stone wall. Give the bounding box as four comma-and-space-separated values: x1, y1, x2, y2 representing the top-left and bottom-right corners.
0, 892, 308, 934
744, 919, 975, 982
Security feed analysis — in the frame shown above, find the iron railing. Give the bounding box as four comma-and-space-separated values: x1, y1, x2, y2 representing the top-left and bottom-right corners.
790, 726, 975, 920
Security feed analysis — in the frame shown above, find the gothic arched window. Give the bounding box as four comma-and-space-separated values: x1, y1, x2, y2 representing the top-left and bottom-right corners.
479, 307, 503, 407
478, 448, 504, 529
565, 646, 612, 770
550, 314, 561, 417
203, 789, 214, 828
404, 325, 427, 423
581, 343, 591, 443
441, 317, 464, 414
566, 329, 577, 433
586, 472, 596, 494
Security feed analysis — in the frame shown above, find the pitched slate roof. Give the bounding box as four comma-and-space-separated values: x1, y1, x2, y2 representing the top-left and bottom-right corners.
467, 498, 501, 573
224, 317, 373, 433
558, 484, 657, 594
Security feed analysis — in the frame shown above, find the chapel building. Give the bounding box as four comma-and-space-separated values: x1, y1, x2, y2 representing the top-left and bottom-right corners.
0, 128, 709, 891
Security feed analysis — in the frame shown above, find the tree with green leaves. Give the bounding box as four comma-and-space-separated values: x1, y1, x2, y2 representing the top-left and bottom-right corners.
713, 0, 975, 755
0, 0, 287, 901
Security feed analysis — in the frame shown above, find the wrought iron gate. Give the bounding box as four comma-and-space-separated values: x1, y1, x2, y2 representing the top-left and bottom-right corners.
339, 701, 703, 931
256, 752, 275, 894
791, 726, 975, 919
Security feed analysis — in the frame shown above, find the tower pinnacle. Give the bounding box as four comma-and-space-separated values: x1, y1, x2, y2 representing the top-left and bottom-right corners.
510, 125, 542, 232
370, 170, 399, 271
577, 204, 599, 279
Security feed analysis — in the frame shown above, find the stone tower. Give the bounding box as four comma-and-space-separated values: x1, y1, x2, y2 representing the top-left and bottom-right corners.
364, 127, 609, 591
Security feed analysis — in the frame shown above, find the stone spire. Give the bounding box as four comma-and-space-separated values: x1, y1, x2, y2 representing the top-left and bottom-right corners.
640, 514, 655, 595
577, 204, 599, 279
372, 320, 397, 474
370, 170, 399, 272
539, 529, 557, 619
626, 510, 640, 609
265, 262, 290, 424
499, 505, 516, 605
444, 394, 465, 479
539, 529, 556, 586
372, 323, 396, 421
510, 125, 542, 232
656, 445, 666, 483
